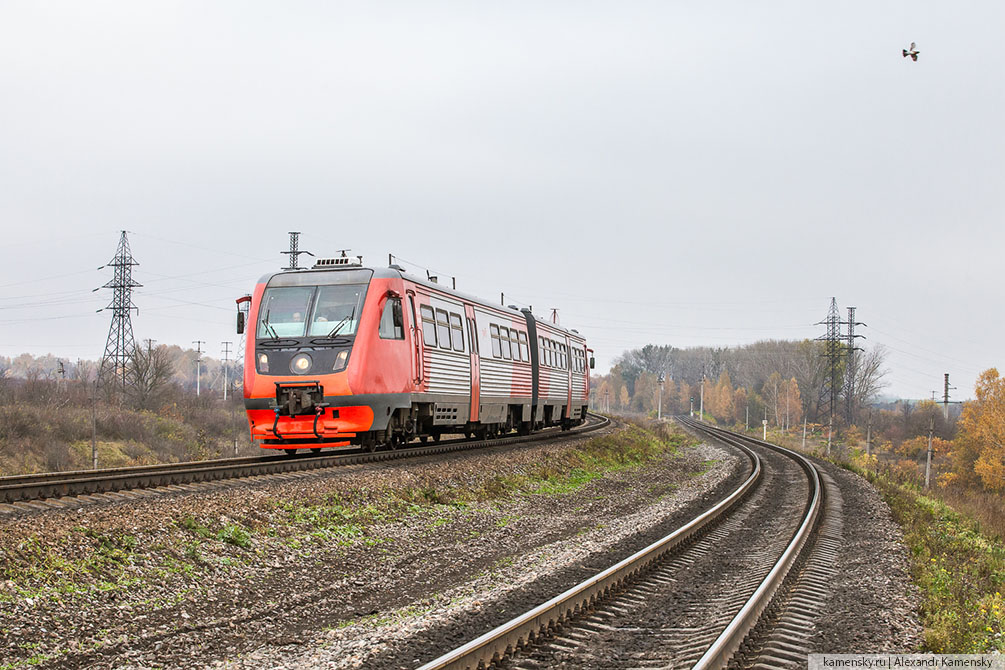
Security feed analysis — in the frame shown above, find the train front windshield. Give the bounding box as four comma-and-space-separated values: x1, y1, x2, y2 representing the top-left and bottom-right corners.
257, 283, 369, 339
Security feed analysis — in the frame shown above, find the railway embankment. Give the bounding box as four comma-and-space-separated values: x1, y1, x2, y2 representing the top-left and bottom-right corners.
0, 419, 732, 669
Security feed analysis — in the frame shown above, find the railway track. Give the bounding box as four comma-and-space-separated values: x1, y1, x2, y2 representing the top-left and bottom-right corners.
416, 417, 831, 670
0, 414, 610, 512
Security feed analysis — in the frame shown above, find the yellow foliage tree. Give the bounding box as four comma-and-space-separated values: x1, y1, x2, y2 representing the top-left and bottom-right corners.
958, 368, 1005, 492
678, 381, 692, 414
733, 386, 749, 425
781, 377, 802, 430
711, 371, 734, 423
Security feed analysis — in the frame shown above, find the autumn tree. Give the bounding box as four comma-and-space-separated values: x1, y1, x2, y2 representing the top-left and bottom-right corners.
710, 371, 734, 423
780, 377, 802, 430
956, 368, 1005, 492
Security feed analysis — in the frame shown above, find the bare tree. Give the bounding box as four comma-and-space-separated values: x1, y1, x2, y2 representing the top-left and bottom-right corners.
128, 345, 177, 410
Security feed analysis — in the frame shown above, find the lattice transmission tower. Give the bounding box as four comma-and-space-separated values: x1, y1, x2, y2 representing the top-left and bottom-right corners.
98, 231, 141, 391
281, 231, 313, 270
816, 298, 843, 430
843, 307, 866, 423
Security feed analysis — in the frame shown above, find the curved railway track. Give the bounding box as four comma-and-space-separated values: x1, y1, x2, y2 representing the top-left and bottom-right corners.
0, 414, 610, 511
416, 417, 829, 670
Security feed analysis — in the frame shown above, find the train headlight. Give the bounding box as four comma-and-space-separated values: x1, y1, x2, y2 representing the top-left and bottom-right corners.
290, 353, 313, 374
333, 350, 349, 372
257, 353, 269, 373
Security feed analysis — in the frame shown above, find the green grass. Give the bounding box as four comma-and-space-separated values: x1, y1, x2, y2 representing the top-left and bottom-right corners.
864, 472, 1005, 652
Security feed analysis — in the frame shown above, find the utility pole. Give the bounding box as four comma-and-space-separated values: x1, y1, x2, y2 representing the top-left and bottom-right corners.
699, 370, 705, 421
657, 373, 665, 420
193, 340, 205, 397
827, 418, 833, 457
221, 342, 232, 401
763, 406, 768, 440
866, 412, 872, 457
745, 405, 749, 431
925, 414, 935, 488
943, 373, 956, 422
690, 396, 694, 417
90, 380, 98, 469
144, 338, 156, 354
802, 417, 807, 450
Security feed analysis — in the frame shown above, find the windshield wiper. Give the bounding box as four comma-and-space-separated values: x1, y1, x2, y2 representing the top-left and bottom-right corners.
327, 308, 355, 338
262, 309, 279, 340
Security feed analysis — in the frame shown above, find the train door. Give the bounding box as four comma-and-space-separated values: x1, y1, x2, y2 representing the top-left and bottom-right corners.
406, 290, 423, 387
465, 304, 480, 422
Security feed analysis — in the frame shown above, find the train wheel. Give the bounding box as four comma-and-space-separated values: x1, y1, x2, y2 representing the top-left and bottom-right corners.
419, 435, 428, 444
310, 447, 323, 454
284, 449, 298, 456
432, 432, 441, 443
518, 421, 531, 436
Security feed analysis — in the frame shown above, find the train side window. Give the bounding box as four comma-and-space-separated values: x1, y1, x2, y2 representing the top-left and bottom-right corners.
545, 340, 553, 367
449, 313, 464, 352
379, 298, 405, 340
420, 305, 437, 346
435, 309, 451, 349
517, 332, 529, 361
499, 327, 512, 359
468, 319, 479, 355
490, 324, 501, 357
509, 331, 520, 361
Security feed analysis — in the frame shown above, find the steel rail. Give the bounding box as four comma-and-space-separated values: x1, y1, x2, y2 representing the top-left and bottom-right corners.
679, 418, 823, 670
415, 430, 762, 670
0, 414, 610, 506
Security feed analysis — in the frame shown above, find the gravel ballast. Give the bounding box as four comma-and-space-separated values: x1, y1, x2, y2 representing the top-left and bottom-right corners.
0, 422, 924, 669
0, 422, 727, 669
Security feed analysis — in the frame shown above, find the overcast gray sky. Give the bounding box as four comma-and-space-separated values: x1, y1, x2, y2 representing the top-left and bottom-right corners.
1, 1, 1001, 400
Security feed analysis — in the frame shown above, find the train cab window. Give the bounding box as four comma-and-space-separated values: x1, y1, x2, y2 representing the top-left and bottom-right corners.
257, 286, 313, 338
499, 327, 512, 359
420, 305, 437, 346
435, 309, 451, 349
490, 324, 502, 357
449, 313, 464, 352
379, 298, 405, 340
517, 332, 529, 362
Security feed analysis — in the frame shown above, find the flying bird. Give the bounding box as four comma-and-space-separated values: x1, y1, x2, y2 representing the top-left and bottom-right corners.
903, 42, 919, 61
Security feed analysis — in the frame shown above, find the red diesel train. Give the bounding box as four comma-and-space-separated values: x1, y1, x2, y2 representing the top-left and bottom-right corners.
236, 256, 593, 453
